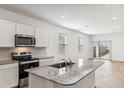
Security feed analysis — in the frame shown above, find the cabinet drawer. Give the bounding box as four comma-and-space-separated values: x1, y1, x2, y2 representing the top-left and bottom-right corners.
0, 63, 18, 70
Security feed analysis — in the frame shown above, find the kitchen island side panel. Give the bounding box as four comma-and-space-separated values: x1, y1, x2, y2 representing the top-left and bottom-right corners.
28, 71, 95, 88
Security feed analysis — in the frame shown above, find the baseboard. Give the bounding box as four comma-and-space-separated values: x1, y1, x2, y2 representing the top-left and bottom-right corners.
89, 57, 111, 61
111, 60, 124, 62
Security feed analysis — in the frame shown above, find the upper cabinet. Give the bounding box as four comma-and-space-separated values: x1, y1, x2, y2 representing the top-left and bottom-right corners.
0, 19, 15, 47
0, 19, 48, 48
16, 23, 35, 36
35, 27, 48, 47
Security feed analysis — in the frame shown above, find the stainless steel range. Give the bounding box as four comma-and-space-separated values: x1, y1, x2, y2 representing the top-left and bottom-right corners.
12, 52, 39, 87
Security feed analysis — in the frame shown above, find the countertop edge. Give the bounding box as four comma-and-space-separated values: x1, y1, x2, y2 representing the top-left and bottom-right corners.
36, 56, 55, 60
0, 60, 18, 65
27, 62, 104, 86
60, 62, 104, 86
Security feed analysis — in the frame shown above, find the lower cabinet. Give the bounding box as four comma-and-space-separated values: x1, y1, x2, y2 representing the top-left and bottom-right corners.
0, 63, 18, 88
39, 58, 54, 66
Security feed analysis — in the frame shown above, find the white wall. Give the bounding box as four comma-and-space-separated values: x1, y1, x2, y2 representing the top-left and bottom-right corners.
0, 8, 92, 63
91, 32, 124, 61
46, 27, 92, 63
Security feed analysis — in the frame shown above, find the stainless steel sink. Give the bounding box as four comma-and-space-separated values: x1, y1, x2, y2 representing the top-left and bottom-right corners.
49, 62, 75, 68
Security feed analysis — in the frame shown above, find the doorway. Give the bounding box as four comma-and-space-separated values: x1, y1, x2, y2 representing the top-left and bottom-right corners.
93, 41, 111, 60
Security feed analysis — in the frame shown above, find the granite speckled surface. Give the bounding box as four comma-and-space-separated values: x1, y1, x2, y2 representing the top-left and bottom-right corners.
34, 56, 54, 59
0, 60, 18, 65
26, 61, 104, 86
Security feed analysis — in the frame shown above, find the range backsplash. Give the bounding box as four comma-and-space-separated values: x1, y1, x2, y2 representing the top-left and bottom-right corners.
0, 47, 46, 60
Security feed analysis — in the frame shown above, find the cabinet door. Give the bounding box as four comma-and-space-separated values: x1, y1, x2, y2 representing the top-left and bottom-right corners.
25, 24, 35, 36
0, 19, 15, 47
35, 27, 48, 47
16, 23, 35, 36
16, 23, 25, 35
0, 67, 18, 88
39, 58, 54, 66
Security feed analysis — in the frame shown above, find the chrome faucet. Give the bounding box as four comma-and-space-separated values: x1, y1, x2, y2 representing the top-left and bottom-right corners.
62, 59, 68, 65
61, 59, 68, 70
68, 58, 72, 66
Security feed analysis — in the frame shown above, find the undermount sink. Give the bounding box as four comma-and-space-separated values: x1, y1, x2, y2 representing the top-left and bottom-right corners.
49, 62, 75, 68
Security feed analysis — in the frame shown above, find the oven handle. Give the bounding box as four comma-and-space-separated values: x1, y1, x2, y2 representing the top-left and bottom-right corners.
20, 60, 39, 65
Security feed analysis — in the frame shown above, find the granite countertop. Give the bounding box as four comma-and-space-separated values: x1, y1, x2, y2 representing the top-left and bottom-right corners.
26, 60, 104, 86
33, 56, 54, 59
0, 60, 18, 65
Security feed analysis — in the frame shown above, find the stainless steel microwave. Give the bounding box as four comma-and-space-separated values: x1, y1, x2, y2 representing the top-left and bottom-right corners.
15, 34, 35, 47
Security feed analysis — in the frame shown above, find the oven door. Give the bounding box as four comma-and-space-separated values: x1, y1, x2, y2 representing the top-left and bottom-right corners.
19, 62, 39, 79
19, 61, 39, 87
15, 34, 35, 47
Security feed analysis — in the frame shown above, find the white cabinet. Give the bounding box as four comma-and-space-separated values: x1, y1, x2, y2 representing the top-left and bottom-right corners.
16, 23, 35, 36
35, 27, 48, 47
39, 58, 54, 66
0, 19, 15, 47
0, 63, 18, 88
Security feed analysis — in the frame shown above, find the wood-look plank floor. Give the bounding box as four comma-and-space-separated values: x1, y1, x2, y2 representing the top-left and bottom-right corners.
95, 61, 124, 88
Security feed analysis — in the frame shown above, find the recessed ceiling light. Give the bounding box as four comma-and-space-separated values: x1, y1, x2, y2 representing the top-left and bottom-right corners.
118, 30, 121, 32
61, 15, 66, 18
112, 17, 117, 20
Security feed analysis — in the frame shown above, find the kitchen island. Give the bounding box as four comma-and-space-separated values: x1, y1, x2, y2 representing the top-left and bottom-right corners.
26, 61, 104, 88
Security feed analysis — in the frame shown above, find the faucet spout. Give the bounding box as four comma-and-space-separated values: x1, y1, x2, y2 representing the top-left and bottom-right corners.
61, 59, 68, 71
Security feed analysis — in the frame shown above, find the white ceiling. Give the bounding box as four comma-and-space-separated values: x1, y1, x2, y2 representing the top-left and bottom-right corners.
0, 4, 124, 35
